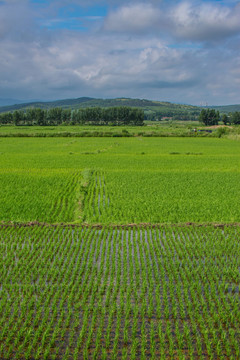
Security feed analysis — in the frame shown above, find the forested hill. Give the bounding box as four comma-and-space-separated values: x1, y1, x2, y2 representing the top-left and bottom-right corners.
209, 104, 240, 113
0, 96, 239, 113
1, 97, 239, 120
0, 97, 94, 112
0, 97, 198, 112
0, 97, 202, 121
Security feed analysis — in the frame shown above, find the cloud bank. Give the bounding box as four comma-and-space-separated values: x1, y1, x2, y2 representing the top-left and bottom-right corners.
0, 0, 240, 105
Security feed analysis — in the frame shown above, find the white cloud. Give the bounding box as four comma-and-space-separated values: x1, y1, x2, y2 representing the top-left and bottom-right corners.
103, 1, 240, 42
0, 0, 240, 105
104, 3, 161, 33
171, 1, 240, 41
0, 1, 36, 40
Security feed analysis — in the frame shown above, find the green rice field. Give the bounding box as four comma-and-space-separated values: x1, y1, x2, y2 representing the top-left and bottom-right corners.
0, 135, 240, 359
1, 137, 240, 224
0, 225, 239, 359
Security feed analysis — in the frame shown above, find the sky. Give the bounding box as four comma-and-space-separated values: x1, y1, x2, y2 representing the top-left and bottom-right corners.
0, 0, 240, 105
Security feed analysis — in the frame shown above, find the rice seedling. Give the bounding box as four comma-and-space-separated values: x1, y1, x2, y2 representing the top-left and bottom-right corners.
0, 136, 240, 358
1, 137, 240, 224
0, 225, 239, 359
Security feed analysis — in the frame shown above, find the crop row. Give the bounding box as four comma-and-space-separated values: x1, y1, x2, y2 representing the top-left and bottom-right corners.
0, 225, 239, 359
1, 137, 240, 225
83, 170, 240, 224
0, 170, 81, 223
83, 171, 110, 222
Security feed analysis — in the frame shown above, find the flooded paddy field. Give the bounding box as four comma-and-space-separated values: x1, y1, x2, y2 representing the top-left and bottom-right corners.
0, 225, 239, 359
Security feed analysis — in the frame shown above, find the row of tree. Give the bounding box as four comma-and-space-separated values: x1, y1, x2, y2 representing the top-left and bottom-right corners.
199, 109, 240, 126
0, 106, 144, 126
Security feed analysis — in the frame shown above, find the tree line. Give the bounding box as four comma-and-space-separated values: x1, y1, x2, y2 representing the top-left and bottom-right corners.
0, 106, 144, 126
199, 109, 240, 126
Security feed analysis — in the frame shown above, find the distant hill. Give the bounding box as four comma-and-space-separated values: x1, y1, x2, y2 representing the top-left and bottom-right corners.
0, 96, 239, 120
209, 104, 240, 113
0, 97, 202, 121
0, 98, 29, 107
0, 97, 200, 118
0, 97, 94, 113
0, 97, 198, 111
0, 97, 239, 113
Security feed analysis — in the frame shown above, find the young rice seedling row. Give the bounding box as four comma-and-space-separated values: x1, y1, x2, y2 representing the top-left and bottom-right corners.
0, 225, 239, 359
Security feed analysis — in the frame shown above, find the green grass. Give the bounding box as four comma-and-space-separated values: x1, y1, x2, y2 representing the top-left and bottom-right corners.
1, 122, 239, 139
0, 137, 240, 224
0, 122, 201, 137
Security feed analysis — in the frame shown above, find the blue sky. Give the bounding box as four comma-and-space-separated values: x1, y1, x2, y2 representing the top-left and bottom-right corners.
0, 0, 240, 105
33, 2, 108, 31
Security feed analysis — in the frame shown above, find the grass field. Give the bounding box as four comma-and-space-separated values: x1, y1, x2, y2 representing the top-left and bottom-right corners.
0, 122, 199, 138
0, 122, 239, 138
0, 135, 240, 359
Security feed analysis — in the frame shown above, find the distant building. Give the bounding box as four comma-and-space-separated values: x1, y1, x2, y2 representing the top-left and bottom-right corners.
161, 117, 173, 120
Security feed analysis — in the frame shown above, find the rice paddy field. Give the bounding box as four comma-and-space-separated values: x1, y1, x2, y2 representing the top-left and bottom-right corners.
0, 135, 240, 359
1, 137, 240, 225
